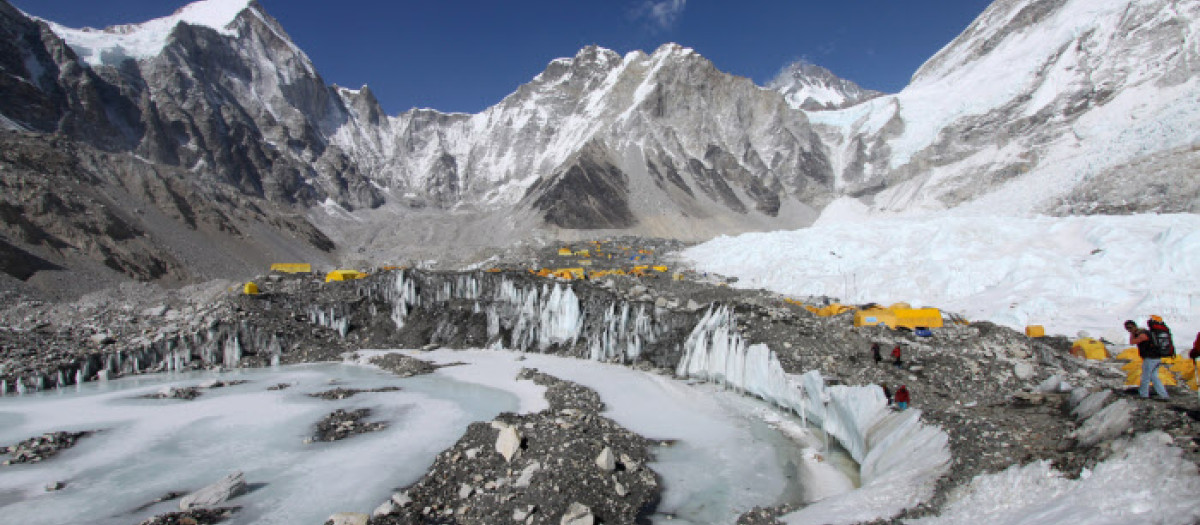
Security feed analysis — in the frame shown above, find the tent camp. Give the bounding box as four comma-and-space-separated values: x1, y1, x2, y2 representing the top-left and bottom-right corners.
325, 270, 367, 282
243, 282, 259, 295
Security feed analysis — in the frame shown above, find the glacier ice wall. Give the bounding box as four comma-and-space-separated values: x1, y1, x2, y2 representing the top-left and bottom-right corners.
676, 305, 951, 519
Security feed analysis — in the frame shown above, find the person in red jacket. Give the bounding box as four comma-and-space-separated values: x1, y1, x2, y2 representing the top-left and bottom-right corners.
1125, 320, 1168, 400
895, 385, 911, 410
892, 345, 903, 368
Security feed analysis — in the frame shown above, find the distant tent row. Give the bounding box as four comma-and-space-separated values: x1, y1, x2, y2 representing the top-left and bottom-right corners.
270, 263, 312, 274
853, 304, 944, 330
325, 269, 367, 282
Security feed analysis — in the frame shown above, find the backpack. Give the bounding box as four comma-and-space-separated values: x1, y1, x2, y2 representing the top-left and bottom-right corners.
1146, 319, 1176, 358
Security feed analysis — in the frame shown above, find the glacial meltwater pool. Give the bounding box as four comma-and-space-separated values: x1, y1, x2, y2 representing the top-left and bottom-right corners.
0, 351, 857, 524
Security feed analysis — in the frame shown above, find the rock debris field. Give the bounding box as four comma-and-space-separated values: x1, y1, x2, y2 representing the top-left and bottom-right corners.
1, 238, 1198, 524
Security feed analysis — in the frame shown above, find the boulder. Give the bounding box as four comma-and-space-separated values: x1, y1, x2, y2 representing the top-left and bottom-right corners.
595, 446, 616, 471
1013, 362, 1035, 380
326, 512, 369, 525
494, 422, 522, 462
179, 471, 246, 510
560, 502, 594, 525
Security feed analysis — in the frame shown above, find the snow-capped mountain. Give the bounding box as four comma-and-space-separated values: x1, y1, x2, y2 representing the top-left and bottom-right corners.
334, 43, 833, 235
0, 0, 383, 210
807, 0, 1200, 218
0, 0, 1197, 284
768, 60, 883, 111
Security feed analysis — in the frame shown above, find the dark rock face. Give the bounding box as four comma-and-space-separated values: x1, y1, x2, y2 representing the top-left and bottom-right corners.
0, 2, 383, 212
528, 145, 637, 230
0, 131, 334, 290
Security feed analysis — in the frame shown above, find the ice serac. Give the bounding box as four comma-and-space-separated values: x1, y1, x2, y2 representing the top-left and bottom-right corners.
676, 306, 950, 521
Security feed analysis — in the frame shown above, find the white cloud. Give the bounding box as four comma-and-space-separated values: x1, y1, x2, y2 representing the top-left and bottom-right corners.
635, 0, 687, 30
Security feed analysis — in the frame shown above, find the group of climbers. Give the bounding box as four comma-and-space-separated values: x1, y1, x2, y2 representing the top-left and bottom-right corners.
865, 315, 1199, 412
870, 342, 910, 410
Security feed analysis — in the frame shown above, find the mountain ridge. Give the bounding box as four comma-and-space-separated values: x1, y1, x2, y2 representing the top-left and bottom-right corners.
0, 0, 1197, 297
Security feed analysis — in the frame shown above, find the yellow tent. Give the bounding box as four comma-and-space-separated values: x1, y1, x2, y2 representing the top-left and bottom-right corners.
270, 263, 312, 274
1070, 338, 1107, 360
243, 282, 260, 295
325, 269, 366, 282
1165, 357, 1199, 391
854, 306, 943, 329
855, 308, 894, 328
557, 248, 573, 256
1115, 347, 1140, 361
1025, 325, 1046, 338
816, 303, 855, 317
1122, 356, 1180, 387
551, 268, 586, 280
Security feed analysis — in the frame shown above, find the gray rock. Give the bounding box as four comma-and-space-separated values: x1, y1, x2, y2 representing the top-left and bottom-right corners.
326, 512, 369, 525
494, 422, 521, 462
1034, 375, 1062, 393
179, 471, 246, 510
1072, 390, 1113, 420
514, 505, 537, 522
595, 446, 616, 471
1013, 362, 1035, 380
372, 499, 396, 517
560, 502, 594, 525
515, 461, 541, 488
1071, 398, 1133, 448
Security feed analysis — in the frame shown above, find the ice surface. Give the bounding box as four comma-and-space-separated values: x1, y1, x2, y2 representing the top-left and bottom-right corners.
907, 432, 1200, 525
683, 214, 1200, 347
0, 364, 516, 525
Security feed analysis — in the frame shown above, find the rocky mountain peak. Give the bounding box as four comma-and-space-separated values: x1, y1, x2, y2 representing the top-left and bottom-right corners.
767, 59, 883, 111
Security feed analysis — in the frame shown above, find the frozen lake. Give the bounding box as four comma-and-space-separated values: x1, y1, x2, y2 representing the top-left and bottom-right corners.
0, 351, 854, 524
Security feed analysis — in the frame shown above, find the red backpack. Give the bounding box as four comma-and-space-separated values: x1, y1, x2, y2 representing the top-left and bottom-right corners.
1146, 319, 1175, 358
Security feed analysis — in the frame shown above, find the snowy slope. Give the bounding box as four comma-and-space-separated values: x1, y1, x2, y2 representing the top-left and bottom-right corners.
806, 0, 1200, 218
37, 0, 251, 67
682, 213, 1200, 347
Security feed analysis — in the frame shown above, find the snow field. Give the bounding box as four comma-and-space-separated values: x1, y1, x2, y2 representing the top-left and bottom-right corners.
683, 213, 1200, 347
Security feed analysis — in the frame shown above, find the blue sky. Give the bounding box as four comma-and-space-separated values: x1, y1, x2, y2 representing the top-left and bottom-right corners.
14, 0, 994, 115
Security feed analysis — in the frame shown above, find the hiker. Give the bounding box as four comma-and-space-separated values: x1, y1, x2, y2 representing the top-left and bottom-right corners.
880, 383, 893, 405
871, 343, 882, 364
1125, 320, 1168, 400
895, 385, 910, 410
892, 345, 903, 368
